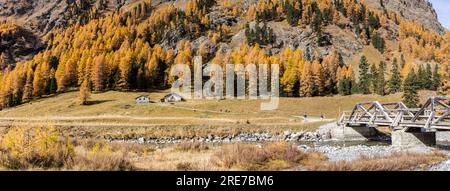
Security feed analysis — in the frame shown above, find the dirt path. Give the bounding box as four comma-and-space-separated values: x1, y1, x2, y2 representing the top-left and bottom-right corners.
156, 103, 243, 115
0, 115, 319, 128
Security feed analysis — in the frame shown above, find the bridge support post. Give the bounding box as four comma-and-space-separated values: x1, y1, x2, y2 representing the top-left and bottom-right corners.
331, 124, 378, 141
391, 130, 436, 147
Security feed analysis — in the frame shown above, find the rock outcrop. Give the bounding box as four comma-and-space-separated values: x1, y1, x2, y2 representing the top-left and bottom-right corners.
366, 0, 445, 35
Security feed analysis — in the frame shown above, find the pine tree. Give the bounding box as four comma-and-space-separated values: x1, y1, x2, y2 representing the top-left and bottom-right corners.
372, 32, 385, 53
48, 68, 57, 94
377, 61, 386, 96
424, 63, 433, 90
311, 10, 323, 34
305, 47, 312, 61
338, 53, 345, 67
358, 55, 370, 94
78, 79, 91, 105
32, 64, 45, 97
388, 58, 401, 93
338, 76, 352, 95
432, 65, 441, 91
370, 62, 378, 94
281, 59, 299, 96
22, 64, 34, 102
300, 61, 314, 97
312, 60, 325, 96
417, 65, 426, 89
56, 61, 67, 93
245, 21, 275, 46
403, 69, 419, 108
322, 53, 339, 95
380, 0, 385, 8
284, 0, 302, 26
92, 54, 106, 91
0, 75, 12, 108
338, 76, 345, 95
437, 63, 448, 95
117, 51, 132, 90
368, 12, 381, 29
400, 54, 406, 68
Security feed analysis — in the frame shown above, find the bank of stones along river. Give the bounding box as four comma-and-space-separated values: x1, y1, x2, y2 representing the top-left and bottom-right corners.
106, 130, 391, 144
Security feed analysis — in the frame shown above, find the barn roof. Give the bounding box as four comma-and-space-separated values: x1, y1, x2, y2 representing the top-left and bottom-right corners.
161, 93, 186, 101
135, 95, 149, 99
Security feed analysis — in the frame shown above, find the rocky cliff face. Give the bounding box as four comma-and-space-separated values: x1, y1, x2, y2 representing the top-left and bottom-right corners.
0, 0, 129, 65
0, 24, 43, 69
366, 0, 445, 34
0, 0, 129, 35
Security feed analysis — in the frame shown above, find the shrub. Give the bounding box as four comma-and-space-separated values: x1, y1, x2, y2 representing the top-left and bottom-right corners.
0, 125, 135, 170
213, 142, 326, 170
175, 142, 209, 152
176, 162, 194, 171
0, 125, 74, 169
72, 149, 134, 171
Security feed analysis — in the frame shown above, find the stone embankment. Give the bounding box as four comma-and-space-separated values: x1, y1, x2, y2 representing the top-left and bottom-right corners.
107, 122, 393, 144
108, 130, 327, 144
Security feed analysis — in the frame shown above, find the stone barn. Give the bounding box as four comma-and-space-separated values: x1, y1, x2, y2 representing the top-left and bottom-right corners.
135, 95, 150, 104
161, 93, 186, 103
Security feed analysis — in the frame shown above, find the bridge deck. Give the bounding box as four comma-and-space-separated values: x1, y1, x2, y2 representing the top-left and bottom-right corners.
338, 96, 450, 130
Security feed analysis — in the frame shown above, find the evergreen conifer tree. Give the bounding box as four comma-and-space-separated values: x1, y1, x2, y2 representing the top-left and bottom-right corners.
389, 58, 401, 93
403, 69, 419, 108
358, 56, 370, 94
377, 61, 386, 96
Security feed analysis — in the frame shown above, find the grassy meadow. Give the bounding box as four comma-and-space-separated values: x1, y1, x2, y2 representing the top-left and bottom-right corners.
0, 90, 442, 171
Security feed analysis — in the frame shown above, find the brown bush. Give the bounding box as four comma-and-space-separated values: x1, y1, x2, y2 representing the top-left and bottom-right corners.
176, 162, 194, 171
72, 148, 134, 171
309, 151, 447, 171
0, 125, 74, 169
213, 142, 326, 170
76, 140, 155, 157
0, 125, 135, 170
175, 142, 209, 152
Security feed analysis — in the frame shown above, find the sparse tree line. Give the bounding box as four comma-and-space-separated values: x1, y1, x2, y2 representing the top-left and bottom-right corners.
245, 0, 448, 60
355, 55, 448, 108
245, 21, 276, 46
244, 0, 392, 49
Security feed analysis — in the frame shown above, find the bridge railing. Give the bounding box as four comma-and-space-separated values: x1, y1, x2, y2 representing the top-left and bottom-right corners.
338, 96, 450, 130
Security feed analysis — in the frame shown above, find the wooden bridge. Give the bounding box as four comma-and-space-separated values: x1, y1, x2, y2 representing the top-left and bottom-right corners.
338, 96, 450, 131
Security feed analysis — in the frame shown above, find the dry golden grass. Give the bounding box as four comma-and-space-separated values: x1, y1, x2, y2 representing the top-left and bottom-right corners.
0, 90, 435, 140
70, 144, 134, 171
0, 125, 74, 169
212, 142, 327, 171
0, 90, 435, 119
2, 126, 445, 171
132, 146, 220, 171
174, 142, 209, 152
0, 125, 138, 170
309, 152, 447, 171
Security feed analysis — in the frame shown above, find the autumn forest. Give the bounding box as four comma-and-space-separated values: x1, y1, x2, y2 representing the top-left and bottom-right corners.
0, 0, 448, 109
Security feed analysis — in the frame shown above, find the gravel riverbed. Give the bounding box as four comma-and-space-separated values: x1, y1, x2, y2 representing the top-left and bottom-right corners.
313, 145, 433, 162
311, 144, 450, 171
108, 121, 450, 171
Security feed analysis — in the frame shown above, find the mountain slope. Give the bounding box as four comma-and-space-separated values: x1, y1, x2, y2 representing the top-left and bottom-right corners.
0, 0, 446, 64
0, 0, 448, 109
